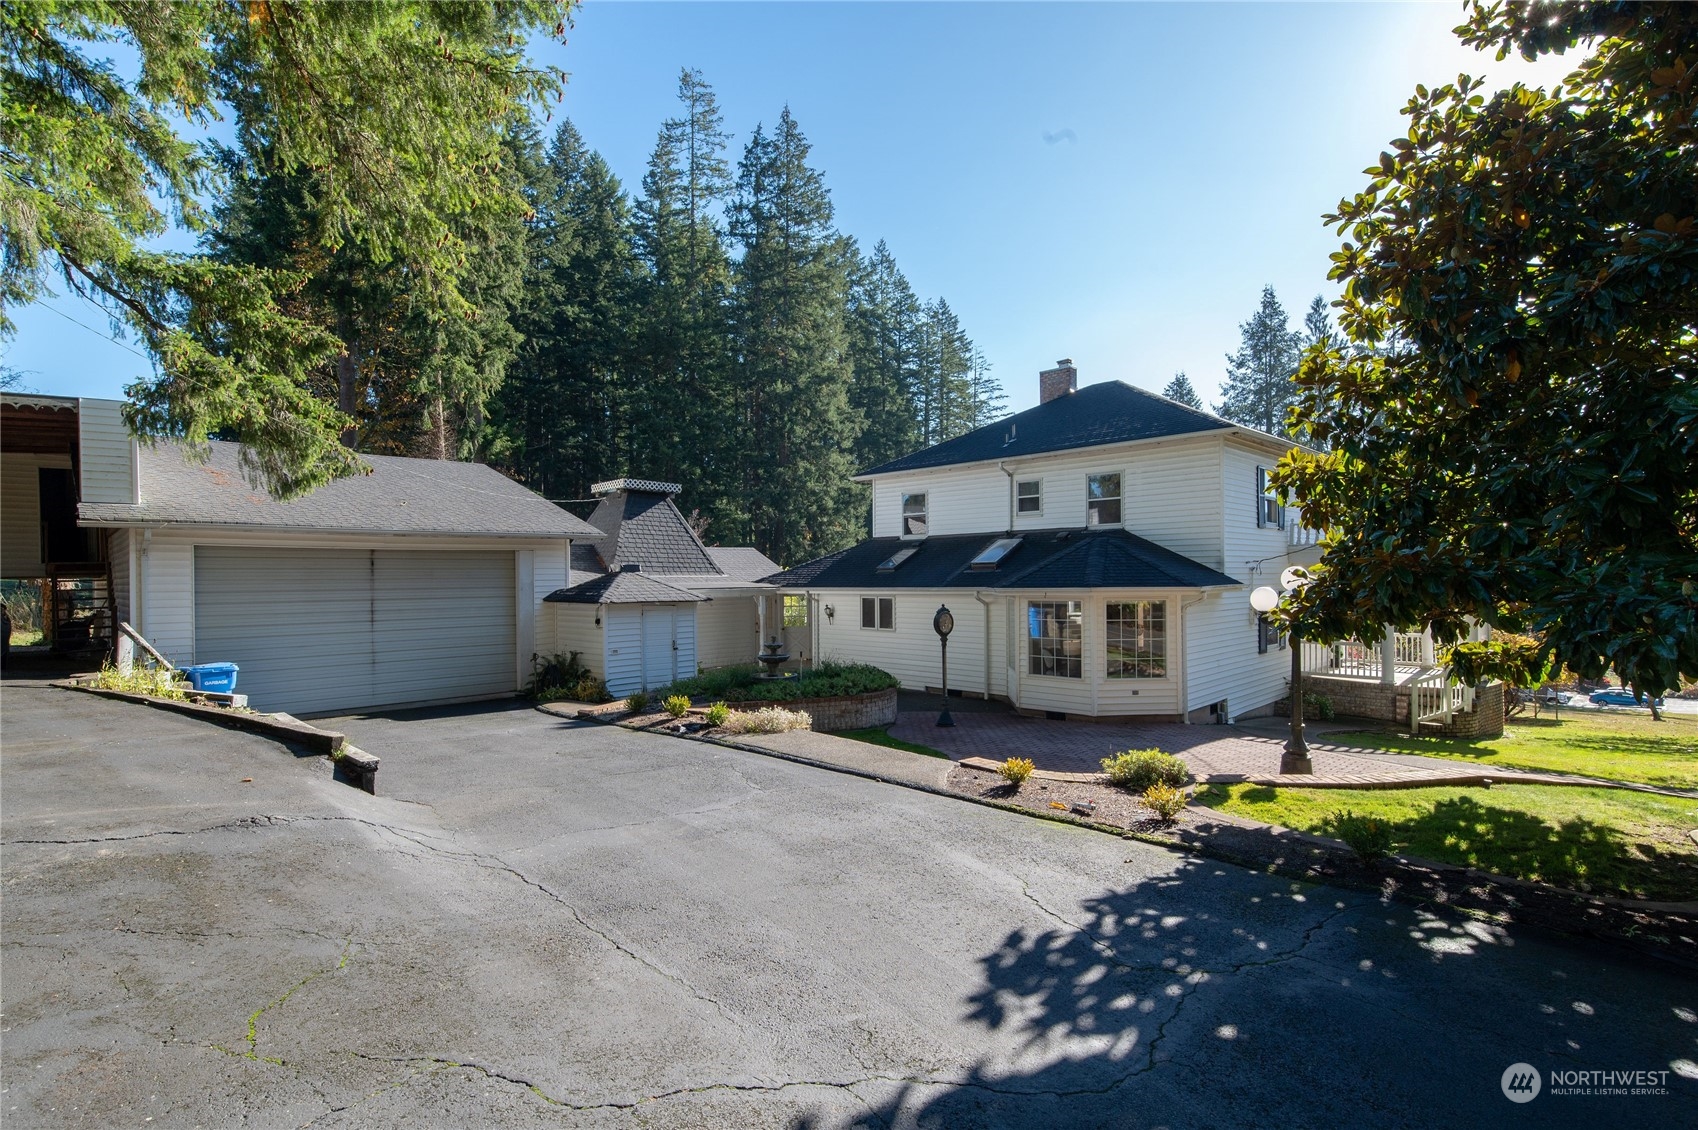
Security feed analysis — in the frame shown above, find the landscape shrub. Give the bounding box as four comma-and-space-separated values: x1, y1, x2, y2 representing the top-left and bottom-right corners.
1324, 810, 1397, 861
721, 706, 812, 734
1101, 749, 1190, 792
656, 661, 897, 704
91, 663, 186, 700
527, 652, 610, 704
998, 757, 1035, 787
1303, 692, 1336, 721
662, 694, 691, 719
624, 691, 651, 715
1141, 783, 1188, 824
704, 701, 731, 727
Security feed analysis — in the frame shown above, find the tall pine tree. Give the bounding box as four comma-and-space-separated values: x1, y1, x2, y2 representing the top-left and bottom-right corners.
844, 238, 922, 470
1216, 285, 1301, 437
495, 120, 643, 499
727, 109, 862, 564
1161, 372, 1204, 410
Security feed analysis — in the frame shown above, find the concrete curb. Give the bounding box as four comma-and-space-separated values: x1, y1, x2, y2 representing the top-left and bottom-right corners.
551, 702, 1698, 964
56, 681, 378, 793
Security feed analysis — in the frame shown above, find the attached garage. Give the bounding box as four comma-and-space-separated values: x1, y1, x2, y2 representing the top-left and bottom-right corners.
78, 439, 600, 717
194, 546, 518, 716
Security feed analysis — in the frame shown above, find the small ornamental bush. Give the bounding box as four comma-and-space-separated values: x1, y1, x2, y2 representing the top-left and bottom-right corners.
1302, 692, 1336, 721
704, 701, 731, 727
527, 652, 610, 703
1142, 783, 1188, 824
722, 706, 812, 734
1101, 749, 1190, 792
998, 757, 1036, 787
662, 694, 692, 719
624, 691, 651, 715
1325, 810, 1398, 862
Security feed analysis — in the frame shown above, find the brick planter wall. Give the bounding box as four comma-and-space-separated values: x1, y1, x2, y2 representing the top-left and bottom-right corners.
727, 686, 897, 732
1306, 675, 1409, 726
1424, 681, 1505, 740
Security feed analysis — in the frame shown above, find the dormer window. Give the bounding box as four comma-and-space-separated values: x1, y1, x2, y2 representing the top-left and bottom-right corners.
902, 492, 928, 537
1016, 479, 1042, 515
1087, 473, 1122, 526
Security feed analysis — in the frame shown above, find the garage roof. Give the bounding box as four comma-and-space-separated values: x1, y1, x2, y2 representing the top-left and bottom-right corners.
78, 440, 599, 539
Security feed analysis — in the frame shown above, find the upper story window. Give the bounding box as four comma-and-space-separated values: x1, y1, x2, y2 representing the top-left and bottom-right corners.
1087, 473, 1122, 526
1016, 479, 1042, 515
1106, 601, 1166, 678
1256, 466, 1285, 528
861, 596, 895, 630
1028, 600, 1083, 678
901, 492, 928, 537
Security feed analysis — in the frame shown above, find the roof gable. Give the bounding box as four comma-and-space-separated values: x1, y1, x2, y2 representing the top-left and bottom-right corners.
858, 381, 1232, 477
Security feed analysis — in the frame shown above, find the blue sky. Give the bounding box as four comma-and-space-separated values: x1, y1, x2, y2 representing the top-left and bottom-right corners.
7, 2, 1572, 413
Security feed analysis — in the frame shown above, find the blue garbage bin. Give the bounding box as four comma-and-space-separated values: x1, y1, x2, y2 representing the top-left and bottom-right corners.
181, 662, 239, 694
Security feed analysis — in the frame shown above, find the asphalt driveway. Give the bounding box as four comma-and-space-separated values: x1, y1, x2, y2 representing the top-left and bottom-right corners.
3, 685, 1694, 1128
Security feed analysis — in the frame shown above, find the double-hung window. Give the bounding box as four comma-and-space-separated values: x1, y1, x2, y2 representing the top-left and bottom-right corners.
1256, 467, 1284, 528
1016, 479, 1042, 515
1087, 473, 1122, 526
861, 596, 895, 631
901, 492, 928, 537
1256, 613, 1284, 653
1027, 600, 1083, 678
1106, 601, 1166, 678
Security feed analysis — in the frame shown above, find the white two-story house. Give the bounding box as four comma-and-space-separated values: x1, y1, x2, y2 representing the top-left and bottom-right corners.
765, 360, 1321, 723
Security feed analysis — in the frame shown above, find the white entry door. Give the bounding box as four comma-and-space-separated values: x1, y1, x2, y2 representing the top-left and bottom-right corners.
641, 608, 675, 690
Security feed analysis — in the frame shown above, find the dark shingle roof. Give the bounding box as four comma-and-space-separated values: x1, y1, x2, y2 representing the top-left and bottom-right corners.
705, 546, 782, 583
543, 569, 709, 605
582, 489, 720, 575
77, 440, 599, 538
859, 381, 1234, 476
762, 529, 1238, 591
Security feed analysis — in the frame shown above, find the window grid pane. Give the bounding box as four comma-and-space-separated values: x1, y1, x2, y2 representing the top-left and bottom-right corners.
1027, 600, 1083, 679
878, 598, 894, 630
1016, 480, 1042, 514
861, 597, 875, 629
1106, 601, 1166, 678
1087, 473, 1122, 526
902, 492, 928, 536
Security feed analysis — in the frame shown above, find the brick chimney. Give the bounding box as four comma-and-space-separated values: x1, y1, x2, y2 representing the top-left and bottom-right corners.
1039, 359, 1077, 404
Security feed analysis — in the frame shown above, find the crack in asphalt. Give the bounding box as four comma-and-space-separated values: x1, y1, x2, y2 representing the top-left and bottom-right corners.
207, 940, 354, 1066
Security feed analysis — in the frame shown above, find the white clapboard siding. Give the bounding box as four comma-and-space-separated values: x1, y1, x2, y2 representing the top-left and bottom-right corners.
1183, 591, 1287, 719
1, 452, 72, 576
694, 595, 759, 671
811, 590, 989, 696
868, 437, 1229, 572
76, 398, 135, 504
143, 536, 196, 665
109, 528, 130, 625
547, 603, 605, 678
191, 545, 516, 715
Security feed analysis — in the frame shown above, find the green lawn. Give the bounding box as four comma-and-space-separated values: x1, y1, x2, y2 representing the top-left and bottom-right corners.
1325, 711, 1698, 790
839, 727, 950, 759
1193, 781, 1698, 901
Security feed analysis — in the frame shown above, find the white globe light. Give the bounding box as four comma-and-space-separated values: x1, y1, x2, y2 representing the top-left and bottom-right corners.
1280, 566, 1310, 590
1250, 586, 1280, 613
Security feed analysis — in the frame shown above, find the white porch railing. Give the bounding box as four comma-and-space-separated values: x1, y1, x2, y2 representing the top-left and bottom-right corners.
1412, 667, 1475, 724
1288, 523, 1321, 548
1302, 637, 1382, 679
1305, 622, 1484, 727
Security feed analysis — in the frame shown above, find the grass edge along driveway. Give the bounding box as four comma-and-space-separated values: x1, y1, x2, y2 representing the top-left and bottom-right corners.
1193, 780, 1698, 902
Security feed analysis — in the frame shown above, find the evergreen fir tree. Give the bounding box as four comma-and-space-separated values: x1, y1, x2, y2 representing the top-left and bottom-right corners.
844, 238, 923, 471
727, 108, 862, 563
1215, 285, 1301, 437
496, 121, 643, 499
966, 347, 1007, 430
917, 298, 975, 443
631, 69, 735, 520
1302, 294, 1336, 353
1161, 372, 1204, 410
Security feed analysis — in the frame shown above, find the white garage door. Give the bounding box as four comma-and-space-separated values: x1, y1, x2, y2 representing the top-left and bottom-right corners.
194, 546, 517, 716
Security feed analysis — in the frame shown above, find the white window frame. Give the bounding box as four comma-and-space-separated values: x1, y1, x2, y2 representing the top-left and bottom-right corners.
1027, 600, 1083, 679
1106, 600, 1167, 679
901, 492, 928, 537
861, 596, 895, 631
1087, 473, 1122, 527
1256, 466, 1285, 529
1015, 479, 1042, 516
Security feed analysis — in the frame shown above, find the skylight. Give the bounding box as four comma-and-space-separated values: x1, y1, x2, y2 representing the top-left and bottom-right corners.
877, 546, 920, 573
969, 537, 1023, 571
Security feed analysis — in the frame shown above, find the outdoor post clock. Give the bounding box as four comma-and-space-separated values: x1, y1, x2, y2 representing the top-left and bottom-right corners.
934, 605, 955, 727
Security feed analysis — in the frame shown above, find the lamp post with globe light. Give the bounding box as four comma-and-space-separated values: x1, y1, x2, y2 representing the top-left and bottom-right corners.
1252, 567, 1314, 775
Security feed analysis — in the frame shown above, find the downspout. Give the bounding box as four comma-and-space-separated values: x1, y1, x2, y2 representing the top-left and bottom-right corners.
1177, 592, 1207, 724
974, 591, 995, 701
999, 461, 1015, 532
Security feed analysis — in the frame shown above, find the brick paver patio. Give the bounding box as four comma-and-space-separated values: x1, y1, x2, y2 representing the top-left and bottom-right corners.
886, 709, 1667, 791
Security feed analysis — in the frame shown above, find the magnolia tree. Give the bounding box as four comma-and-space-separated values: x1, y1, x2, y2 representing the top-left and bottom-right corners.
1276, 2, 1697, 702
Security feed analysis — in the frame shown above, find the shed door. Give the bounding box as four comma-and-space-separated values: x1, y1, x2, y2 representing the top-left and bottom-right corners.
193, 546, 516, 716
641, 608, 675, 690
